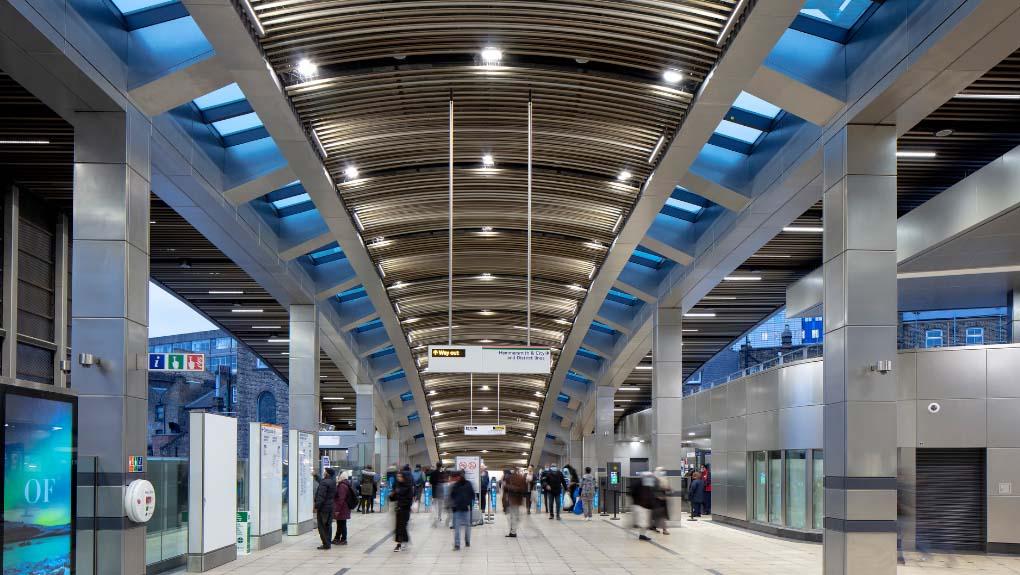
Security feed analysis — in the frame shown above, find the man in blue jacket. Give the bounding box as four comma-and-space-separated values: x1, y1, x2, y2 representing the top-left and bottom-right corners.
449, 470, 476, 550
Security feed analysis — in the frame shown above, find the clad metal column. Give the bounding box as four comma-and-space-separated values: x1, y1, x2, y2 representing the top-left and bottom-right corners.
595, 385, 614, 509
288, 305, 320, 433
354, 384, 375, 467
1009, 290, 1020, 343
822, 125, 898, 574
71, 110, 151, 575
652, 306, 684, 473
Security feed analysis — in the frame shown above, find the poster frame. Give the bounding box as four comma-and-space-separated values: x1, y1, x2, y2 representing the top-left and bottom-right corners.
0, 384, 78, 575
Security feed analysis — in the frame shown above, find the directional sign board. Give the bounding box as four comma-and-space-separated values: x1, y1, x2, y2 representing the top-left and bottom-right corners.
148, 352, 206, 372
464, 425, 507, 436
427, 345, 551, 374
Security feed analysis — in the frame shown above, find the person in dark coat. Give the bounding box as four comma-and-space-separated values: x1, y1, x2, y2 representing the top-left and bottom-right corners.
389, 469, 415, 551
688, 471, 706, 521
563, 464, 580, 509
331, 471, 354, 545
449, 469, 476, 550
314, 468, 337, 549
541, 464, 568, 519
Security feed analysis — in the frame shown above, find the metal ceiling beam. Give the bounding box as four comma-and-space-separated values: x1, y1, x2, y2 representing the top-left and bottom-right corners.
746, 62, 845, 127
678, 172, 751, 213
223, 165, 296, 206
129, 54, 228, 117
183, 0, 439, 463
279, 214, 333, 260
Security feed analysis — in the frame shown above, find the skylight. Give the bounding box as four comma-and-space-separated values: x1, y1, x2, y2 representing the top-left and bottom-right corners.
211, 112, 263, 136
733, 91, 782, 120
632, 249, 665, 265
714, 119, 763, 144
108, 0, 175, 15
309, 244, 344, 262
665, 197, 704, 214
800, 0, 872, 29
271, 193, 311, 210
193, 83, 245, 110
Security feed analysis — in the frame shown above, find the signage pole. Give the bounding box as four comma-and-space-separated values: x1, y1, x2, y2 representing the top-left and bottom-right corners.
496, 373, 500, 425
526, 93, 532, 346
470, 372, 473, 425
448, 91, 454, 345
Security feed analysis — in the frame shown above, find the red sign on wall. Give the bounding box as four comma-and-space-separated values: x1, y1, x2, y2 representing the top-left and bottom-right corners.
185, 354, 205, 371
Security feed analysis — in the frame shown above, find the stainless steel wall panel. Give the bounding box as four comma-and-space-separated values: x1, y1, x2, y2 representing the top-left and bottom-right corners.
987, 448, 1020, 495
710, 387, 727, 422
728, 453, 747, 520
987, 497, 1020, 544
778, 405, 823, 450
747, 371, 779, 414
987, 347, 1020, 398
726, 379, 748, 418
779, 360, 823, 408
746, 410, 779, 452
682, 397, 696, 430
897, 352, 917, 400
988, 398, 1020, 448
916, 348, 986, 399
713, 451, 729, 487
897, 400, 917, 448
727, 415, 747, 453
696, 391, 712, 425
987, 448, 1020, 543
711, 420, 728, 454
916, 399, 986, 448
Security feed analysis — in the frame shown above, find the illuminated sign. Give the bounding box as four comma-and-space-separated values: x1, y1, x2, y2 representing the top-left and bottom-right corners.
430, 348, 466, 358
463, 425, 507, 436
426, 345, 551, 374
148, 352, 205, 371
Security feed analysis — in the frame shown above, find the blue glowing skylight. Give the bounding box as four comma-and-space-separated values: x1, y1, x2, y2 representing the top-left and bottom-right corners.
665, 197, 704, 214
608, 288, 638, 303
733, 91, 782, 120
309, 244, 344, 262
211, 112, 263, 136
109, 0, 174, 15
400, 391, 414, 402
337, 286, 367, 302
800, 0, 872, 29
193, 83, 245, 110
271, 193, 311, 210
714, 119, 763, 144
577, 347, 600, 360
632, 249, 665, 265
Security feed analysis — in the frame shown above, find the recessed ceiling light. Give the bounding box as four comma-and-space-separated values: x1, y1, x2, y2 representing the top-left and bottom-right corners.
480, 385, 490, 391
481, 406, 489, 411
614, 408, 625, 411
479, 339, 494, 343
782, 226, 824, 233
323, 397, 345, 401
688, 432, 696, 436
635, 366, 653, 370
647, 135, 665, 164
208, 290, 243, 294
529, 411, 537, 417
682, 329, 699, 333
662, 69, 683, 84
428, 390, 437, 395
479, 273, 494, 280
534, 391, 543, 396
296, 58, 318, 78
482, 154, 495, 167
481, 449, 489, 453
252, 325, 281, 329
684, 312, 716, 318
478, 310, 495, 316
0, 139, 49, 145
935, 128, 953, 137
619, 386, 640, 391
724, 275, 761, 281
433, 411, 441, 416
481, 226, 493, 232
617, 170, 632, 182
481, 47, 502, 65
954, 93, 1020, 100
896, 151, 936, 158
522, 452, 528, 456
344, 165, 360, 179
231, 308, 264, 313
266, 338, 290, 343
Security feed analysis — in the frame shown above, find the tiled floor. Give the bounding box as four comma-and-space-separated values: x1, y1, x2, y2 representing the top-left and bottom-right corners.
188, 509, 1020, 574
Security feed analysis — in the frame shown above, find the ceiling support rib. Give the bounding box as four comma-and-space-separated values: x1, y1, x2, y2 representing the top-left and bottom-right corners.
278, 212, 333, 260
678, 172, 751, 213
746, 65, 844, 126
308, 259, 359, 300
129, 54, 227, 117
223, 165, 295, 206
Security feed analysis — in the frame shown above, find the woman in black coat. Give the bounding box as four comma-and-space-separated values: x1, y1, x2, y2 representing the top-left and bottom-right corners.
688, 471, 706, 521
390, 470, 415, 551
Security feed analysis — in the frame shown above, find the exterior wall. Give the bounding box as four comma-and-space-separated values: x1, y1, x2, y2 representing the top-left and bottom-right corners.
683, 344, 1020, 548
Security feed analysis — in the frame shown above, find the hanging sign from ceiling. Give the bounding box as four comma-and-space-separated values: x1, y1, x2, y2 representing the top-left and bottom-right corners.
464, 425, 507, 436
427, 345, 551, 374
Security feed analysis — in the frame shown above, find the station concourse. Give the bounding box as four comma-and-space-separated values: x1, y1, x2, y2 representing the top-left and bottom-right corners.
0, 1, 1019, 574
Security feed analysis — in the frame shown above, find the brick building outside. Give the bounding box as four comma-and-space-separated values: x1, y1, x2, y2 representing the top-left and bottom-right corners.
147, 329, 289, 460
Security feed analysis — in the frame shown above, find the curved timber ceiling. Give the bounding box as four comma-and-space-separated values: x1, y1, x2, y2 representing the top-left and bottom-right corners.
252, 0, 737, 467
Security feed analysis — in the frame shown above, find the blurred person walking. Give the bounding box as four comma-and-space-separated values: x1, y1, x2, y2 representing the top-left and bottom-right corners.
390, 468, 414, 551
525, 466, 535, 514
429, 464, 448, 527
504, 468, 528, 537
332, 471, 355, 545
314, 468, 337, 550
579, 467, 597, 520
653, 467, 671, 534
449, 469, 476, 550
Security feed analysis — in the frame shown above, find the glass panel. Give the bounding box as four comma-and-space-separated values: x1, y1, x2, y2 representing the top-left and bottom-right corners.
925, 329, 943, 348
768, 451, 783, 524
785, 450, 807, 529
733, 91, 782, 119
211, 112, 263, 136
665, 197, 704, 214
193, 83, 245, 110
813, 450, 824, 530
237, 458, 250, 513
753, 452, 768, 522
800, 0, 872, 29
271, 193, 312, 210
146, 458, 188, 566
714, 119, 763, 144
108, 0, 174, 15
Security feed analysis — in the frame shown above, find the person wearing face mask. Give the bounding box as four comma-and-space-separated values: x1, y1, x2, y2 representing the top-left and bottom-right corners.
541, 463, 568, 520
652, 467, 671, 535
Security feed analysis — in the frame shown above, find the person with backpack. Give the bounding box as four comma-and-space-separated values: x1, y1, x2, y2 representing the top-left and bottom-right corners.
359, 467, 378, 513
412, 464, 425, 509
579, 467, 597, 521
332, 471, 356, 545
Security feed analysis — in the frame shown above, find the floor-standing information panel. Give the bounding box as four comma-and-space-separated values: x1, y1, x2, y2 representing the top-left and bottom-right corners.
1, 387, 76, 575
188, 413, 237, 572
287, 430, 315, 535
248, 423, 283, 550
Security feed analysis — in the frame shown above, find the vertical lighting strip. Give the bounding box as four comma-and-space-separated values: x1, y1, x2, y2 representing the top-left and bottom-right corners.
448, 92, 454, 345
527, 93, 533, 346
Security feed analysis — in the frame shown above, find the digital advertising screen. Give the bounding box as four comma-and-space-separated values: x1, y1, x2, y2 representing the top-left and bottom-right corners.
2, 388, 76, 575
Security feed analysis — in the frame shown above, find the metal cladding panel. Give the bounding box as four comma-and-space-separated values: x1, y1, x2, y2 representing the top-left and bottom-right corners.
786, 266, 823, 319
696, 391, 712, 425
746, 410, 779, 452
987, 347, 1020, 398
988, 399, 1020, 448
778, 405, 823, 450
710, 386, 727, 422
916, 399, 987, 448
711, 420, 728, 454
727, 416, 748, 453
682, 397, 697, 429
916, 448, 986, 551
778, 360, 822, 408
726, 379, 748, 419
727, 453, 747, 521
746, 370, 780, 415
916, 348, 987, 400
897, 352, 918, 400
988, 448, 1020, 543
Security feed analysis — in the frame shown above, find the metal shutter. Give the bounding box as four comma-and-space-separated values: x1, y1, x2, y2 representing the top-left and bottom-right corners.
16, 192, 55, 384
916, 448, 986, 551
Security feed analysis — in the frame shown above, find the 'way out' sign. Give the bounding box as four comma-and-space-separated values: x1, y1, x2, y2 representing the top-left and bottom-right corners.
427, 346, 551, 374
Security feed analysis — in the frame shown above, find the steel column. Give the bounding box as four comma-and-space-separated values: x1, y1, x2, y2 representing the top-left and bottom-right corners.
1, 186, 18, 379
71, 110, 151, 575
355, 384, 375, 467
822, 124, 898, 575
652, 306, 684, 474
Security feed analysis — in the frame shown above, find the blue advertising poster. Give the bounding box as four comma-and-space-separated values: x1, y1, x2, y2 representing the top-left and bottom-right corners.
3, 391, 75, 575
